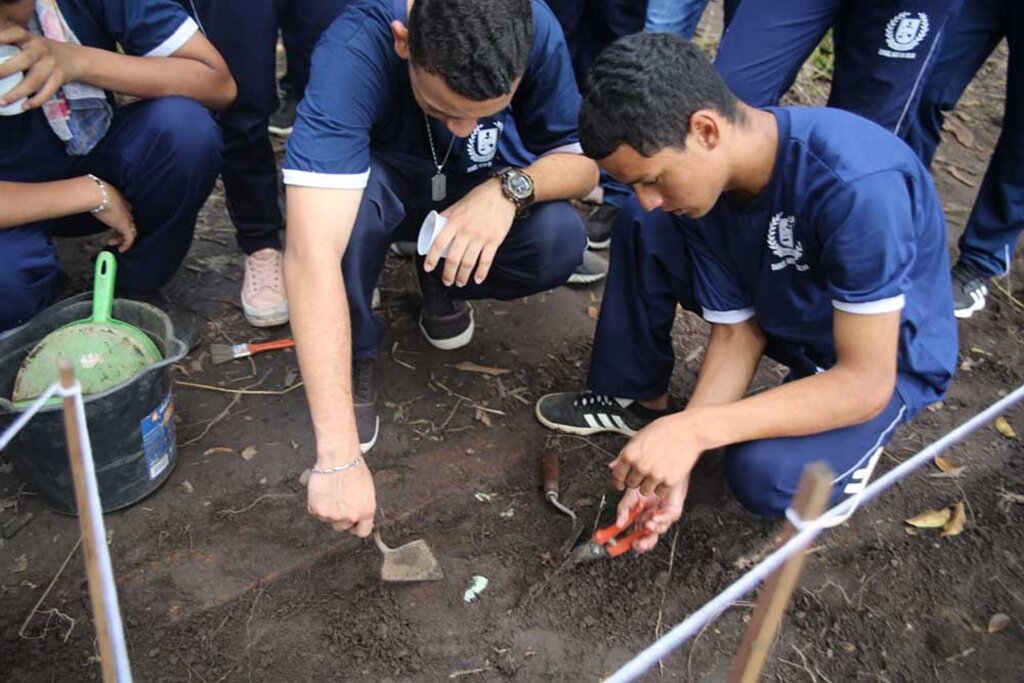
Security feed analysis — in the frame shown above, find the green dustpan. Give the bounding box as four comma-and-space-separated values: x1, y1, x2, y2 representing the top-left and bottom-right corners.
12, 252, 163, 404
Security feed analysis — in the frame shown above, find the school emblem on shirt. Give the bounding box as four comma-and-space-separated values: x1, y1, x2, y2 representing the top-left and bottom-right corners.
466, 121, 504, 170
879, 12, 929, 59
767, 213, 809, 272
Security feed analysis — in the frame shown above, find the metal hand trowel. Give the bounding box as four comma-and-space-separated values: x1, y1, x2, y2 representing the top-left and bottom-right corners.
374, 529, 444, 582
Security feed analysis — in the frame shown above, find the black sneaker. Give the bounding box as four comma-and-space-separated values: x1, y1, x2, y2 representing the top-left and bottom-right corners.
535, 391, 678, 437
389, 241, 417, 258
580, 203, 617, 250
951, 262, 989, 319
417, 264, 474, 350
268, 93, 298, 137
567, 250, 608, 285
353, 358, 379, 453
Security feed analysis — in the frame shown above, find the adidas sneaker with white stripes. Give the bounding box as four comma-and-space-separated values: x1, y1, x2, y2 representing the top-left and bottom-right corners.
534, 392, 675, 437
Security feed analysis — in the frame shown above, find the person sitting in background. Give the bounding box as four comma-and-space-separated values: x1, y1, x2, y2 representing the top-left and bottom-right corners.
537, 34, 957, 549
0, 0, 235, 343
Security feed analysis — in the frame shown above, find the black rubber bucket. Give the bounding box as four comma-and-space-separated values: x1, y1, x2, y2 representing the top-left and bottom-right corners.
0, 294, 187, 514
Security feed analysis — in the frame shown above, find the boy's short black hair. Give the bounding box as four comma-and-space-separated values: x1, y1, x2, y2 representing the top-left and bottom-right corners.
580, 33, 741, 159
408, 0, 534, 102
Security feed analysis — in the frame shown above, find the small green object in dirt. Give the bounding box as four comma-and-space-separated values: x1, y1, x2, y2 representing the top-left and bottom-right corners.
12, 252, 162, 404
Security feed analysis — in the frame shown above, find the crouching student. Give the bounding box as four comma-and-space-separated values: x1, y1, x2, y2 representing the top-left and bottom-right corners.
535, 33, 957, 550
283, 0, 598, 538
0, 0, 234, 341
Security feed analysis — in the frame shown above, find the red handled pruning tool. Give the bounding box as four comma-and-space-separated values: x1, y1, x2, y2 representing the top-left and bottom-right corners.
570, 502, 652, 564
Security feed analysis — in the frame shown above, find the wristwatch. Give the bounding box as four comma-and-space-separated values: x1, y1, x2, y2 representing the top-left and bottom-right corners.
496, 167, 536, 213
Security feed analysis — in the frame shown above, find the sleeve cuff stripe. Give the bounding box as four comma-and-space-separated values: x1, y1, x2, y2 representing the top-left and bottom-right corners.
702, 307, 755, 324
145, 18, 199, 58
541, 142, 584, 156
832, 295, 905, 315
282, 169, 370, 189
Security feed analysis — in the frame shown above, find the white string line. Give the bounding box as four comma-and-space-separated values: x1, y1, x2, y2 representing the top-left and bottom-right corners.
0, 382, 80, 451
607, 383, 1024, 683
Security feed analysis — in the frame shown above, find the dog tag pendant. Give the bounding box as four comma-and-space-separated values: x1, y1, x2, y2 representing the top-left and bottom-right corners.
431, 172, 447, 202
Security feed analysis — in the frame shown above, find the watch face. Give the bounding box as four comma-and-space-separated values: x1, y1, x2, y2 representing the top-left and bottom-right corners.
507, 172, 533, 199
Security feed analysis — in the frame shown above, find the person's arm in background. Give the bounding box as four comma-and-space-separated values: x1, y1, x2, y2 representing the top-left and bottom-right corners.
0, 177, 136, 250
0, 19, 235, 111
285, 185, 377, 538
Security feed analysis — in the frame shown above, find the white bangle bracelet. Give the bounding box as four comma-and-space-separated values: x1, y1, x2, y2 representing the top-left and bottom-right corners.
87, 174, 109, 214
311, 456, 364, 475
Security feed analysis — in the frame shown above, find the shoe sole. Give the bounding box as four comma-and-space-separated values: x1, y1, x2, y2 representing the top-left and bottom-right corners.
268, 125, 293, 137
567, 271, 608, 285
954, 300, 985, 319
587, 237, 611, 250
533, 394, 636, 437
243, 303, 290, 328
419, 306, 475, 350
359, 415, 380, 454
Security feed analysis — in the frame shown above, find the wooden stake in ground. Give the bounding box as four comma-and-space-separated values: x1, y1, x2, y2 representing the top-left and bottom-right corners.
60, 362, 133, 682
729, 462, 834, 683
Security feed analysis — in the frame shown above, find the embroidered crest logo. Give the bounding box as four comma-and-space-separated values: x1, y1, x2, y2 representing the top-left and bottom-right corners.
879, 12, 929, 59
467, 121, 504, 167
767, 213, 808, 272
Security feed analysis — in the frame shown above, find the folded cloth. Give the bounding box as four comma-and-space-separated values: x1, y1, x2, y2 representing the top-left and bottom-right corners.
31, 0, 112, 156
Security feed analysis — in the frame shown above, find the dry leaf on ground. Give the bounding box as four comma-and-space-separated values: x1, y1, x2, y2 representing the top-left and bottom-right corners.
988, 613, 1011, 634
587, 305, 599, 320
11, 555, 27, 573
934, 456, 957, 473
906, 507, 951, 528
203, 447, 233, 456
455, 361, 511, 377
995, 416, 1017, 439
942, 501, 966, 537
241, 445, 258, 461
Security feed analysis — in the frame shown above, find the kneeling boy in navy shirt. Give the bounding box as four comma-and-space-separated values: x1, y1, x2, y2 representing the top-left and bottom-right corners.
536, 33, 957, 550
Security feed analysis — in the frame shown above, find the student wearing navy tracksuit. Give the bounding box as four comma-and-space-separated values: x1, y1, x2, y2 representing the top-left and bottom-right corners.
905, 0, 1023, 319
715, 0, 963, 139
178, 0, 347, 328
284, 0, 597, 538
536, 35, 957, 547
540, 0, 646, 262
0, 0, 233, 335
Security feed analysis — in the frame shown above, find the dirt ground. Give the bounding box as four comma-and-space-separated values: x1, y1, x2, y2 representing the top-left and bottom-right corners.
2, 7, 1023, 682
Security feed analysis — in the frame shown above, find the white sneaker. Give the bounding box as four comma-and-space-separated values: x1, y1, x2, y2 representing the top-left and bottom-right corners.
242, 248, 289, 327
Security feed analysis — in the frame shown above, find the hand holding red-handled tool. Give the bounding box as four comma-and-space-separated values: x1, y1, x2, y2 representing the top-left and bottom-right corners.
570, 501, 653, 564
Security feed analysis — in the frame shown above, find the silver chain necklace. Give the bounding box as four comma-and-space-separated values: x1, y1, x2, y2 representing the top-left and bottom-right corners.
424, 112, 457, 201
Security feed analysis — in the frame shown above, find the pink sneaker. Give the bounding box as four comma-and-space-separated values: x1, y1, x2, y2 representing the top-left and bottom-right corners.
242, 248, 289, 327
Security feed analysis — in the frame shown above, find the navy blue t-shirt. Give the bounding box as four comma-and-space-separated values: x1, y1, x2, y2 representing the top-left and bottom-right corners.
0, 0, 198, 180
282, 0, 582, 189
686, 107, 956, 417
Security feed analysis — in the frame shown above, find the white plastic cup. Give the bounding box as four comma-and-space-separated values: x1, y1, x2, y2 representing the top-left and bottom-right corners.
417, 210, 451, 258
0, 45, 27, 117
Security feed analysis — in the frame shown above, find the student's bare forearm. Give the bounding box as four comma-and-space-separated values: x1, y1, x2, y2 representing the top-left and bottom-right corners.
0, 177, 101, 228
284, 187, 364, 466
686, 321, 766, 410
526, 153, 600, 202
55, 40, 235, 109
285, 258, 360, 464
685, 311, 901, 451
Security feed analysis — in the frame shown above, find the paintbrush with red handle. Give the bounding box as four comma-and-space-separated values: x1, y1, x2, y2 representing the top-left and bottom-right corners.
210, 338, 295, 365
